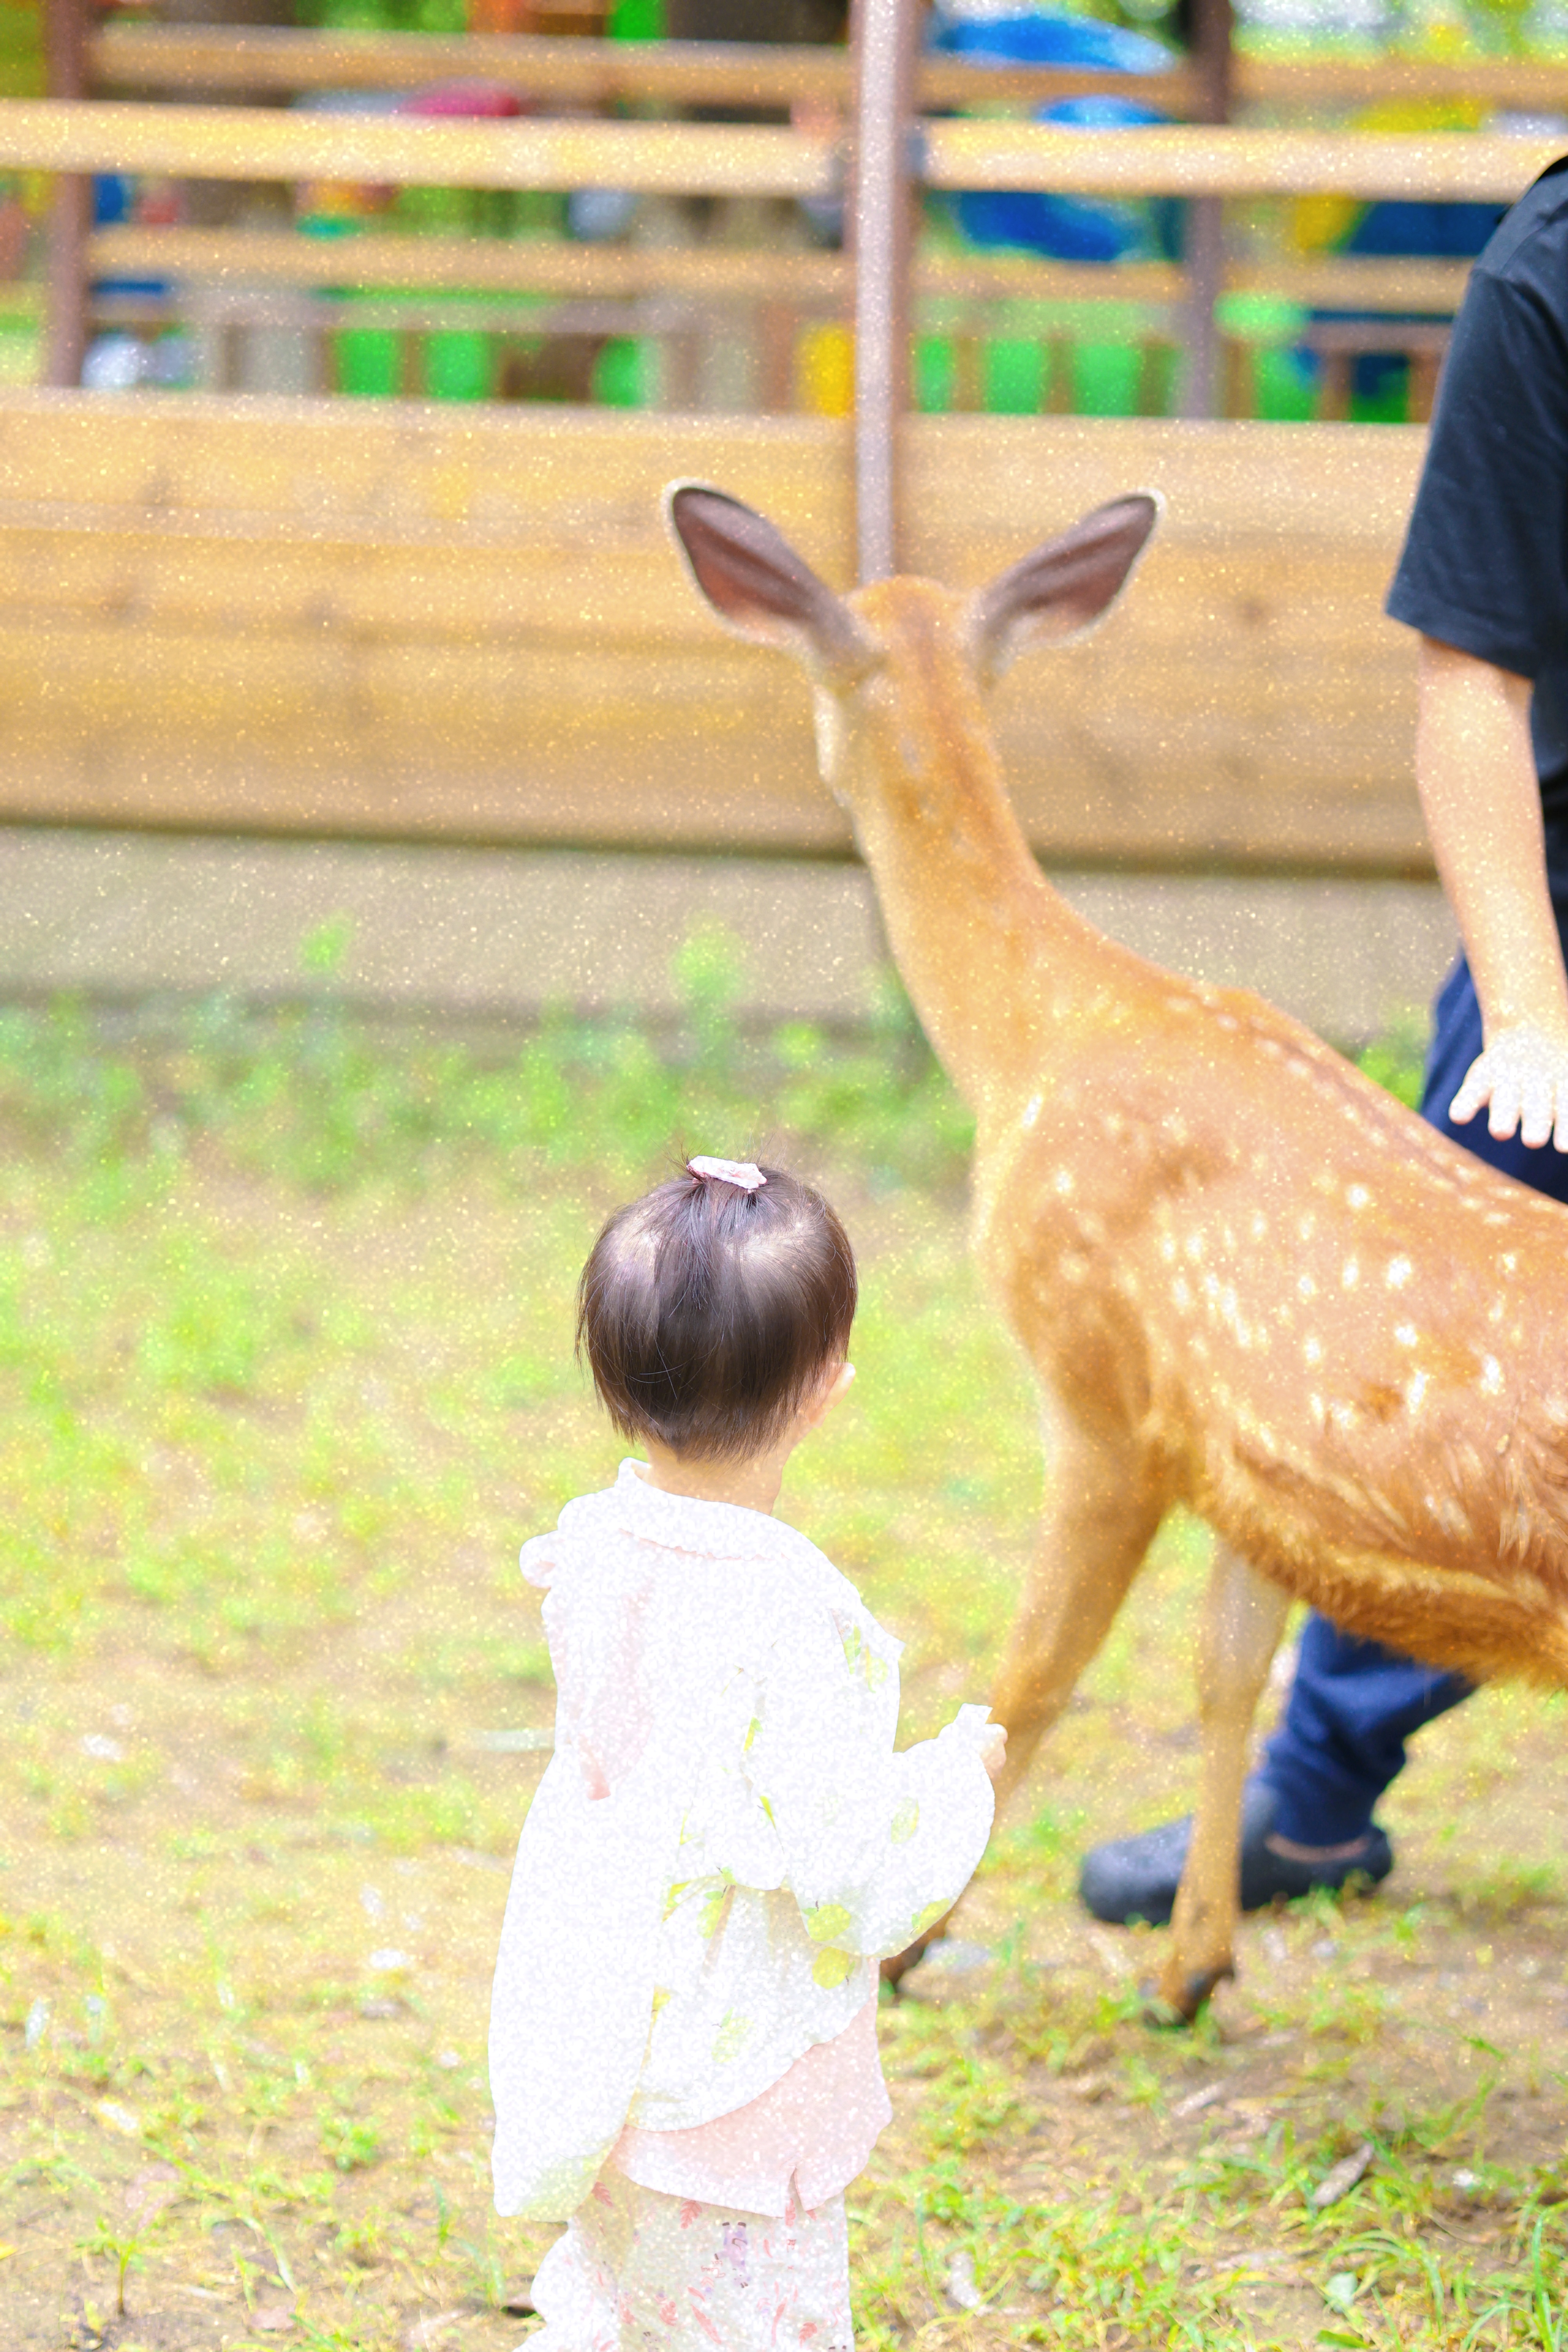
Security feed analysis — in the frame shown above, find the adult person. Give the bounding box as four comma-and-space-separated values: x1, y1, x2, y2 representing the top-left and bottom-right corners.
1080, 154, 1568, 1930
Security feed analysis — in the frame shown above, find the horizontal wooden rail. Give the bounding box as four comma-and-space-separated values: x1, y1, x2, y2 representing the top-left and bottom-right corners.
87, 25, 1200, 113
83, 25, 1568, 114
1237, 53, 1568, 106
0, 102, 835, 195
3, 103, 1557, 205
85, 226, 1185, 307
82, 226, 1474, 319
922, 123, 1564, 201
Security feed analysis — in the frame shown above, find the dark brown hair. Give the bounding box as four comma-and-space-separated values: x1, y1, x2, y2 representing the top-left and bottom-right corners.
576, 1163, 857, 1461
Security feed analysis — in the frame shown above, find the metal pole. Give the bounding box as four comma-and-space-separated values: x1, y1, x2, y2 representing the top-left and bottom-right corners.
1180, 0, 1232, 421
850, 0, 918, 583
44, 0, 89, 388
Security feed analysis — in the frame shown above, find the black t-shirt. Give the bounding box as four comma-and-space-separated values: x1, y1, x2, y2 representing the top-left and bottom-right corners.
1386, 157, 1568, 887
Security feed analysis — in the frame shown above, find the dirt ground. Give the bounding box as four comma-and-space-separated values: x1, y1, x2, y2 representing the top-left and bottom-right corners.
7, 1561, 1568, 2351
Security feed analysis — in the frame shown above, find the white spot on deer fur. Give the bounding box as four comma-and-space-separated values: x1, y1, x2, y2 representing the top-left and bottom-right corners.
1341, 1258, 1361, 1290
1329, 1400, 1356, 1433
1394, 1323, 1420, 1348
1347, 1184, 1370, 1209
1297, 1213, 1317, 1243
1484, 1211, 1510, 1227
1298, 1274, 1317, 1301
1385, 1256, 1413, 1291
1502, 1253, 1518, 1273
1158, 1234, 1177, 1264
1172, 1277, 1192, 1310
1053, 1168, 1074, 1196
1308, 1392, 1326, 1427
1488, 1297, 1505, 1325
1218, 1012, 1239, 1031
1404, 1369, 1429, 1415
1480, 1355, 1503, 1397
1249, 1210, 1268, 1241
1185, 1234, 1205, 1262
1022, 1094, 1042, 1131
1303, 1334, 1323, 1367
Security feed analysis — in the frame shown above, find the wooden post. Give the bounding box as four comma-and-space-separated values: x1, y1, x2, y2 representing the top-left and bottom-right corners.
850, 0, 918, 583
1180, 0, 1231, 421
44, 0, 90, 388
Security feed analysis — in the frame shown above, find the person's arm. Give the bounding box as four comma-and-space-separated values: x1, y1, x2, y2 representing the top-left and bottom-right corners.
743, 1606, 996, 1974
1416, 634, 1568, 1150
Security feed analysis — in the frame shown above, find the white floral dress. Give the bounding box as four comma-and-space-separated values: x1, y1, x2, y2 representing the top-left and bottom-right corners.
488, 1461, 997, 2346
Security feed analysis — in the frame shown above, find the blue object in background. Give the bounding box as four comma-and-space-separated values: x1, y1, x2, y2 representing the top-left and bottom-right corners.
929, 9, 1171, 73
1323, 196, 1503, 410
91, 174, 167, 299
1347, 199, 1503, 260
931, 13, 1181, 265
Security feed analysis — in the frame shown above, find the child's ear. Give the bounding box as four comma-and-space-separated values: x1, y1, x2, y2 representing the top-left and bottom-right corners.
802, 1362, 855, 1429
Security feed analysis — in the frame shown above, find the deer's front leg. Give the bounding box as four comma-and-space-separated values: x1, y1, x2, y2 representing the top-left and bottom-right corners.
986, 1405, 1167, 1813
884, 1410, 1164, 1989
1158, 1543, 1290, 2021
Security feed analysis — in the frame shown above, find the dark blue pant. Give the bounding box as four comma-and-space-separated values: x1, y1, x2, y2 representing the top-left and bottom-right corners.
1261, 946, 1568, 1847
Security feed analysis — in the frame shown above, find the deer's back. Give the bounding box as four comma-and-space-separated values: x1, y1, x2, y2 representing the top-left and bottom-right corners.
972, 971, 1568, 1679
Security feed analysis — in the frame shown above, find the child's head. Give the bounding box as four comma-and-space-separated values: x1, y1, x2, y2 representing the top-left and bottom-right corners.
577, 1158, 857, 1463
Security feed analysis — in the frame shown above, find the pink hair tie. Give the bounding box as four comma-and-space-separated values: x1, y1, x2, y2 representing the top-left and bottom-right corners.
688, 1155, 766, 1192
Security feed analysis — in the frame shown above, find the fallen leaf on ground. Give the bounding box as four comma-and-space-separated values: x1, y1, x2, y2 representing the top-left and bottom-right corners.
1313, 2142, 1374, 2209
945, 2250, 989, 2313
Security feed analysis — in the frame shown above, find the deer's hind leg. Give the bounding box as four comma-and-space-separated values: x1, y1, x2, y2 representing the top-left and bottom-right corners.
1157, 1542, 1290, 2021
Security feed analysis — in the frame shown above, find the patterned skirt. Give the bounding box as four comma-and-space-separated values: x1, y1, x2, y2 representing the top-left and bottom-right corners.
524, 2168, 854, 2351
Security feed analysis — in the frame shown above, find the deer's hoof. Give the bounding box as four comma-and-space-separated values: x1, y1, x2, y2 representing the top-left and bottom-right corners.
1144, 1959, 1234, 2026
879, 1938, 929, 1996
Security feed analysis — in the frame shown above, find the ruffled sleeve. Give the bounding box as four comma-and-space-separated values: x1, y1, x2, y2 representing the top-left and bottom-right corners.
741, 1594, 995, 1974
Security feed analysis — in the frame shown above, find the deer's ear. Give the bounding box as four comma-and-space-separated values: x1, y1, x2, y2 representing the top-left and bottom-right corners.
966, 492, 1162, 683
665, 483, 875, 679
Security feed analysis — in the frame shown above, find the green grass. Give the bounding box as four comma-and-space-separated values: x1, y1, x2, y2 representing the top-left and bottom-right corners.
13, 973, 1568, 2352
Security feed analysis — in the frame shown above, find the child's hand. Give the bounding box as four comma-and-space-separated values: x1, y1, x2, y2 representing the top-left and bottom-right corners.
976, 1723, 1007, 1783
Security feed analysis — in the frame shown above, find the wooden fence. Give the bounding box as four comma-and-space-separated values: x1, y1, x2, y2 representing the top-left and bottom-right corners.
0, 2, 1559, 863
0, 395, 1427, 870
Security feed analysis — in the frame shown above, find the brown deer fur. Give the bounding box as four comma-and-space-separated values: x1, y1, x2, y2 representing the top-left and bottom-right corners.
666, 482, 1568, 2018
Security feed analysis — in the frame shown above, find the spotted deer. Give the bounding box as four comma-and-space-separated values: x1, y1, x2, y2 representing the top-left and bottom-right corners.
666, 481, 1568, 2020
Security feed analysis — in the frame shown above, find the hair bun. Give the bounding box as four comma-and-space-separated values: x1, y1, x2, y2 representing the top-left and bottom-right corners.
687, 1155, 766, 1192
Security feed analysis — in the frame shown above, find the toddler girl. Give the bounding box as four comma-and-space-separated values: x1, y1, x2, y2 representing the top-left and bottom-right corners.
489, 1154, 1006, 2351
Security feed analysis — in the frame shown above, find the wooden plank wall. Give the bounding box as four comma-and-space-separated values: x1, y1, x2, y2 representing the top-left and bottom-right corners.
0, 394, 1426, 871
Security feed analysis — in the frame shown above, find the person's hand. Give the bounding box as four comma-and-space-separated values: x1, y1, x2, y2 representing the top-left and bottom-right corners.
1448, 1021, 1568, 1149
976, 1723, 1008, 1784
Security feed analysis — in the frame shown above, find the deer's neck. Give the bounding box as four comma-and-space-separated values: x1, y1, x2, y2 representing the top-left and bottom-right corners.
836, 593, 1117, 1122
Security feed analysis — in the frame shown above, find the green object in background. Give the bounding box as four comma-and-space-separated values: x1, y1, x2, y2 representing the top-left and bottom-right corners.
336, 326, 400, 398
1071, 339, 1140, 417
984, 336, 1045, 415
1215, 290, 1317, 422
1350, 363, 1412, 425
914, 335, 954, 414
609, 0, 664, 34
425, 329, 492, 402
1253, 344, 1318, 423
593, 336, 656, 408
